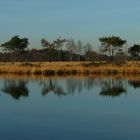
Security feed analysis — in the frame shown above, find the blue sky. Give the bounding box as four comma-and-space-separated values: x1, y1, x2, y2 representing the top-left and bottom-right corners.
0, 0, 140, 49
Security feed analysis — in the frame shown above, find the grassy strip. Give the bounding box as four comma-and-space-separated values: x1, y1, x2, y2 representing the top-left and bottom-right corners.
0, 62, 140, 75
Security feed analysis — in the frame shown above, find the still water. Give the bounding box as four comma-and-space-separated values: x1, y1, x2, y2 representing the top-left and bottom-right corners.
0, 76, 140, 140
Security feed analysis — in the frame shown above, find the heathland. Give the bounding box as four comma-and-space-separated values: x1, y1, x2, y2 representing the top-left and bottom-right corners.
0, 61, 139, 76
0, 35, 140, 76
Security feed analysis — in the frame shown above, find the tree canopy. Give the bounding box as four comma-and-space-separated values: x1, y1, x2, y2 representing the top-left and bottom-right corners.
1, 36, 29, 52
41, 37, 66, 50
128, 44, 140, 58
41, 37, 66, 62
99, 36, 126, 60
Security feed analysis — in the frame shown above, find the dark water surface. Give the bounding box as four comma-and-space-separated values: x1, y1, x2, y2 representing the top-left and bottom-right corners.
0, 76, 140, 140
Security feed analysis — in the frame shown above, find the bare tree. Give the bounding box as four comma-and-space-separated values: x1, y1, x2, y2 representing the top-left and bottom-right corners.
76, 40, 83, 61
84, 42, 93, 61
66, 38, 76, 61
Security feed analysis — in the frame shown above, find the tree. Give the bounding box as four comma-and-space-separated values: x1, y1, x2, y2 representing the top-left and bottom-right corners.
54, 37, 67, 61
41, 37, 66, 62
84, 42, 93, 61
84, 50, 98, 61
76, 40, 83, 61
99, 36, 126, 61
1, 36, 29, 61
128, 44, 140, 62
66, 39, 76, 61
1, 36, 29, 52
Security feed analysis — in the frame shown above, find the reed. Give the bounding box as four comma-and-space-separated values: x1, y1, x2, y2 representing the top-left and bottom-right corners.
0, 61, 140, 75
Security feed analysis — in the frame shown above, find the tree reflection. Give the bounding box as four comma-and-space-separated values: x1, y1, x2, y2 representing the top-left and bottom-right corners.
100, 79, 126, 97
65, 77, 97, 95
129, 80, 140, 89
65, 78, 78, 95
2, 79, 29, 100
42, 79, 66, 97
40, 77, 129, 98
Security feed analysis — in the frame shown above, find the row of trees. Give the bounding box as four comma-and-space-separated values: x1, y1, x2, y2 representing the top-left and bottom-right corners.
99, 36, 140, 62
0, 35, 140, 62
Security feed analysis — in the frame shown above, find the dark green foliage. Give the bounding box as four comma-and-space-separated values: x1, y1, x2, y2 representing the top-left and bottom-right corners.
0, 36, 29, 62
1, 35, 29, 52
99, 36, 126, 61
128, 44, 140, 59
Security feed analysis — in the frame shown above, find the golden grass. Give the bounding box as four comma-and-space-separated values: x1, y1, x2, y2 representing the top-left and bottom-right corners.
0, 61, 140, 76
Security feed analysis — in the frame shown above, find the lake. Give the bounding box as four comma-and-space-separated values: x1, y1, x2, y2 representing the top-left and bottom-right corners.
0, 76, 140, 140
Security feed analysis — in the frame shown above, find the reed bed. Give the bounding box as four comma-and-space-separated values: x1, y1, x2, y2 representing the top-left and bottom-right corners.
0, 61, 140, 76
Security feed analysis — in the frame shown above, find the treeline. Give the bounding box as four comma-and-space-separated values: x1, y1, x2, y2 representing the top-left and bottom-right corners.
0, 35, 140, 62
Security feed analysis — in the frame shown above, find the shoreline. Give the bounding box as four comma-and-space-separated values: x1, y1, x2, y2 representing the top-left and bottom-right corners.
0, 61, 140, 76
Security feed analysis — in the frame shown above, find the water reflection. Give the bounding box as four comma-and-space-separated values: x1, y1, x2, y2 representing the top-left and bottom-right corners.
42, 78, 67, 97
1, 77, 140, 140
129, 80, 140, 89
2, 79, 29, 100
41, 77, 98, 96
1, 77, 140, 100
65, 77, 98, 95
99, 79, 126, 97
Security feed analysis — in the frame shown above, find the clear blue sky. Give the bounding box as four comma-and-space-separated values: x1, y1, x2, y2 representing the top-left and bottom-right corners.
0, 0, 140, 49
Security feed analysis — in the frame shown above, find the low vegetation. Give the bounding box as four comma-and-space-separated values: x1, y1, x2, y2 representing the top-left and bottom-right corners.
0, 61, 139, 75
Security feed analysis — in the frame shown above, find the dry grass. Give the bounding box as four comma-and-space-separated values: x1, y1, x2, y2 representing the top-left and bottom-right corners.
0, 61, 140, 76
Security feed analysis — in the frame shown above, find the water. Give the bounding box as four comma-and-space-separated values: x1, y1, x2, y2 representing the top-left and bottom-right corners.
0, 76, 140, 140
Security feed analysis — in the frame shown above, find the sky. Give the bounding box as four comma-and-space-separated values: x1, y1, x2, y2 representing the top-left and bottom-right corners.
0, 0, 140, 49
